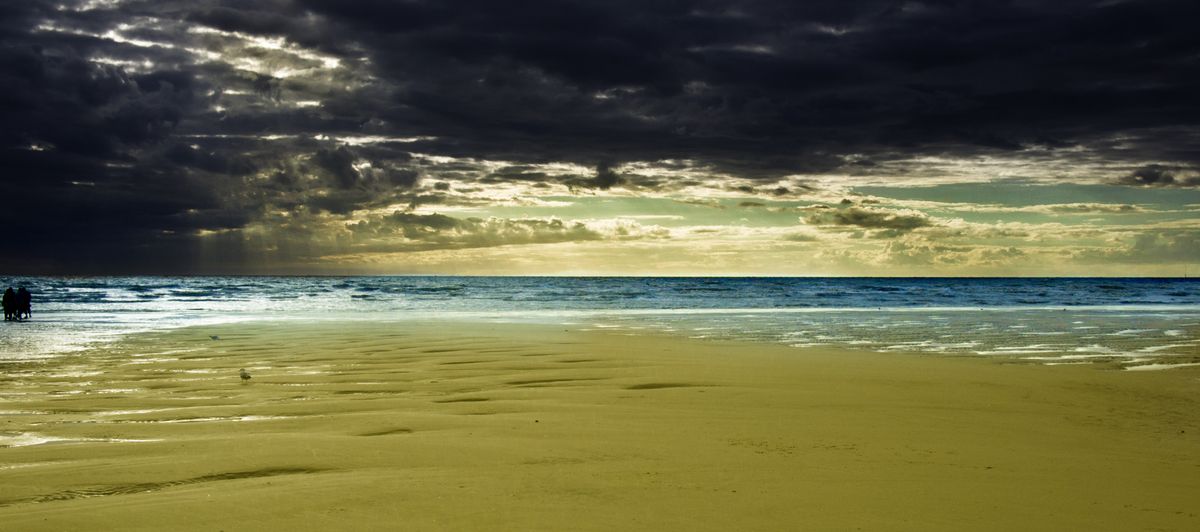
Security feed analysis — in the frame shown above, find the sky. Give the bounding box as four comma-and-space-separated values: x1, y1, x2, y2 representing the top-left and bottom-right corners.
1, 0, 1198, 276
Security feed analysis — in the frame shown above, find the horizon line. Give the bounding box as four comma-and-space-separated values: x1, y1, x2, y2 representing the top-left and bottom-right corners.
1, 274, 1196, 280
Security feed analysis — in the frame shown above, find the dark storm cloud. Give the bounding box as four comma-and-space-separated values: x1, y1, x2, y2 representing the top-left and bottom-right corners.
0, 46, 200, 157
388, 168, 420, 188
2, 0, 1199, 272
590, 161, 623, 190
0, 19, 221, 272
288, 0, 1200, 171
163, 143, 257, 175
313, 146, 360, 189
1114, 164, 1200, 187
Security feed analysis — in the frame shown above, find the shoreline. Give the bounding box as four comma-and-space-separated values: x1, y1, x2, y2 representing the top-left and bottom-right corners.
2, 320, 1199, 530
6, 307, 1200, 369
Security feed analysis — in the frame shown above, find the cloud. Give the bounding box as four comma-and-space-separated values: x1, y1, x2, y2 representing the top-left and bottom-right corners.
1122, 230, 1200, 262
1113, 164, 1200, 187
882, 240, 1025, 267
343, 211, 672, 252
2, 0, 1199, 273
782, 232, 820, 242
193, 0, 1200, 180
313, 146, 360, 189
802, 206, 934, 233
1041, 203, 1143, 214
590, 161, 623, 190
1081, 229, 1200, 264
388, 168, 420, 188
922, 202, 1151, 214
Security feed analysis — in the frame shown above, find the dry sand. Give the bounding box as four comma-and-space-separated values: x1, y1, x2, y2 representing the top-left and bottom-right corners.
2, 320, 1199, 531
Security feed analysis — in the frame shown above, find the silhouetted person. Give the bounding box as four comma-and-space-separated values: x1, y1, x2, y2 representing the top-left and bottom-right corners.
2, 287, 13, 321
17, 287, 31, 320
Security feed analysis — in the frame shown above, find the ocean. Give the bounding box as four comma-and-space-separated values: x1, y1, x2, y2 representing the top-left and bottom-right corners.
1, 276, 1197, 368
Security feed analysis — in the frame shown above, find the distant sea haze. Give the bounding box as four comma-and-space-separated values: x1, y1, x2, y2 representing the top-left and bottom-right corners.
1, 277, 1197, 368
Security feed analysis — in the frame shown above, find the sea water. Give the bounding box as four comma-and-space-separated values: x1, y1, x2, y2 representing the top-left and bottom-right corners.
0, 277, 1197, 367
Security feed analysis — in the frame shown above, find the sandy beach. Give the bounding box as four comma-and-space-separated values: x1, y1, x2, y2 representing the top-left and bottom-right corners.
2, 321, 1198, 531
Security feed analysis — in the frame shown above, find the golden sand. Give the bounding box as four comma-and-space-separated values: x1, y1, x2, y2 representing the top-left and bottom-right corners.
2, 321, 1198, 531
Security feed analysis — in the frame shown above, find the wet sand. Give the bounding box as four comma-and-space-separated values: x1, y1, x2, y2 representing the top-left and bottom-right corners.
2, 321, 1199, 531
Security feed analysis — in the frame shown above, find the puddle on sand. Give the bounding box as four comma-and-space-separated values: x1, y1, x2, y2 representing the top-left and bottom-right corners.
0, 432, 160, 448
122, 415, 300, 424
